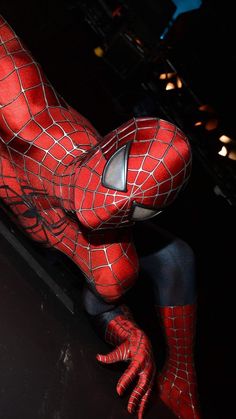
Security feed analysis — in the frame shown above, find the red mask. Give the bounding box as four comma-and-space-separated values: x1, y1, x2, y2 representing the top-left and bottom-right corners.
74, 118, 192, 230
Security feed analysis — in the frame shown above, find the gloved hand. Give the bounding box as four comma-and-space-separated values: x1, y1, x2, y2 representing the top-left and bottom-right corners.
96, 310, 156, 419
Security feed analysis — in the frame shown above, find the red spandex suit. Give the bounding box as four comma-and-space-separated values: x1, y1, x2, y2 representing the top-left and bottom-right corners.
0, 16, 201, 419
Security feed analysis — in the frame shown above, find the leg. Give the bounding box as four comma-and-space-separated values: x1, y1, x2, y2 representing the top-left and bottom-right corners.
134, 221, 201, 419
135, 222, 196, 306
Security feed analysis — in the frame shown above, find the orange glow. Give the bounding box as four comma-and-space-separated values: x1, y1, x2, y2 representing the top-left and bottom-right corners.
219, 135, 232, 144
94, 46, 104, 57
194, 121, 203, 126
166, 82, 175, 90
228, 150, 236, 160
176, 77, 182, 88
198, 104, 214, 113
159, 72, 175, 80
205, 118, 219, 131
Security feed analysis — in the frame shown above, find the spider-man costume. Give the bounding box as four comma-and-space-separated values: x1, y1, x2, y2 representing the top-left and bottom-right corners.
0, 16, 201, 419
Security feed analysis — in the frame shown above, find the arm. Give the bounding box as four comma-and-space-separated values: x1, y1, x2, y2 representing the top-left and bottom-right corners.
0, 15, 99, 142
83, 287, 156, 419
0, 15, 62, 133
0, 176, 138, 301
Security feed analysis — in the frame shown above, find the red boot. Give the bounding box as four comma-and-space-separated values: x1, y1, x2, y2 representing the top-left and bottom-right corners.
157, 304, 201, 419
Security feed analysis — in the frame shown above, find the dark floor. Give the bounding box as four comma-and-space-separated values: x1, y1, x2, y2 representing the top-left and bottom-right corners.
0, 2, 235, 419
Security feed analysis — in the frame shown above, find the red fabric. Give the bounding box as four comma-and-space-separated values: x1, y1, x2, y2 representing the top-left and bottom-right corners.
76, 118, 192, 230
157, 304, 201, 419
0, 16, 199, 418
97, 305, 156, 419
0, 16, 191, 303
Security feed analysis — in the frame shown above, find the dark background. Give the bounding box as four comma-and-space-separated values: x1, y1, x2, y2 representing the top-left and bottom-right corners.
0, 1, 235, 418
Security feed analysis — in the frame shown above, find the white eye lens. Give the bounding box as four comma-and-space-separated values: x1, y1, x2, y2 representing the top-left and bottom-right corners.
102, 143, 130, 192
131, 204, 162, 221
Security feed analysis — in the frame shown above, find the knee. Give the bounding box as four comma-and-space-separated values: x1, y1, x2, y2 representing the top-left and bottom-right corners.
92, 262, 138, 303
140, 236, 195, 275
159, 238, 196, 283
170, 238, 195, 267
139, 232, 196, 305
161, 239, 197, 304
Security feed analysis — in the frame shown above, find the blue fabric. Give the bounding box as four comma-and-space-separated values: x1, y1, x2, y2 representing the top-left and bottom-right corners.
83, 222, 197, 315
135, 222, 196, 306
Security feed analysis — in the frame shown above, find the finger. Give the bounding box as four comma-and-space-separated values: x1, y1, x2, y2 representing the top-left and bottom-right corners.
96, 342, 128, 364
138, 387, 152, 419
127, 373, 150, 414
116, 360, 140, 396
127, 366, 153, 414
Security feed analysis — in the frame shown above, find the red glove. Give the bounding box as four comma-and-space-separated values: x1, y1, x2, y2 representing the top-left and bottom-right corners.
96, 306, 156, 418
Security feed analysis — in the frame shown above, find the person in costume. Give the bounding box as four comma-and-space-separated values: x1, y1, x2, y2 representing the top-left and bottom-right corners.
0, 16, 200, 419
